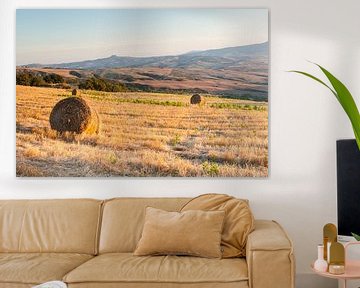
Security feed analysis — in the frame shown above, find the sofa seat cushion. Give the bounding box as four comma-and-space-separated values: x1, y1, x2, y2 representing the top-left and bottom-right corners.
64, 253, 248, 285
0, 284, 33, 288
67, 283, 249, 288
0, 253, 93, 285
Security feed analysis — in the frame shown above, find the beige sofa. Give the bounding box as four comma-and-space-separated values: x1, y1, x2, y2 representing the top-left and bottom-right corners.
0, 198, 295, 288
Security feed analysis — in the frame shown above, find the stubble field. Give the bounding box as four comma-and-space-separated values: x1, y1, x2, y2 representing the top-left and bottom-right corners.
16, 85, 268, 177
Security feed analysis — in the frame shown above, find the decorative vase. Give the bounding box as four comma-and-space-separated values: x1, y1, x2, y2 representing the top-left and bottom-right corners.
314, 244, 328, 272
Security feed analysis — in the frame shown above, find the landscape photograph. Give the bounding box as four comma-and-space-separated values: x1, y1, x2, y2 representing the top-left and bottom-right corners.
16, 9, 269, 177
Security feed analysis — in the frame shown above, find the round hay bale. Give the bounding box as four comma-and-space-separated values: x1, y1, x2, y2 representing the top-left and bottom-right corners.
72, 88, 78, 96
190, 94, 203, 104
49, 97, 99, 134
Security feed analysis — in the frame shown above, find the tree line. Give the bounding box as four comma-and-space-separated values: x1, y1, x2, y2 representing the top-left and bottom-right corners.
16, 71, 127, 92
16, 71, 64, 87
78, 76, 127, 92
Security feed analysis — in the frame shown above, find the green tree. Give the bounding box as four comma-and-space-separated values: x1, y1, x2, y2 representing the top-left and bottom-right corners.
79, 76, 127, 92
16, 72, 31, 86
30, 75, 46, 86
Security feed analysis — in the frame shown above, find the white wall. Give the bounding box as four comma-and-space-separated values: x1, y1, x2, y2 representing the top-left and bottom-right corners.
1, 0, 360, 287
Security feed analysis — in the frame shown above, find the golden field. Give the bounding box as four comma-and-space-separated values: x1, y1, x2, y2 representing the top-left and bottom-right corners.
16, 85, 268, 177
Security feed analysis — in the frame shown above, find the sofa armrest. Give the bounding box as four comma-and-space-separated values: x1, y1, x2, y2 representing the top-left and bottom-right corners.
246, 220, 295, 288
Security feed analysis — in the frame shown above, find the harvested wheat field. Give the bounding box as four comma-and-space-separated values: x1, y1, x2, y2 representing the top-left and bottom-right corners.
16, 85, 268, 177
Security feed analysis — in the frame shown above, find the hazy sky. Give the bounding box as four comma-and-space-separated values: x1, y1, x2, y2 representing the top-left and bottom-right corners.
16, 9, 268, 65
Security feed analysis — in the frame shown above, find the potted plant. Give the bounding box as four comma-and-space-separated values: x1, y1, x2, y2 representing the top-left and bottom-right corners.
291, 64, 360, 240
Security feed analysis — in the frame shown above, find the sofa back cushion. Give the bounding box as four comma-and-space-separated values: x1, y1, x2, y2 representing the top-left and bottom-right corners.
99, 198, 189, 253
0, 199, 102, 254
181, 194, 254, 258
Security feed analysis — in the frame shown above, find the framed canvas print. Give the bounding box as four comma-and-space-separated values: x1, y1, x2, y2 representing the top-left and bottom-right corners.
16, 9, 269, 177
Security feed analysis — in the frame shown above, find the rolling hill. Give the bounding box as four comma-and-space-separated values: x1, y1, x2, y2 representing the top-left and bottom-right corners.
20, 42, 269, 101
23, 42, 268, 70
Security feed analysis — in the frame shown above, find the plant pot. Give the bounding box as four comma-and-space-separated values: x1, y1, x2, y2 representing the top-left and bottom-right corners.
337, 139, 360, 237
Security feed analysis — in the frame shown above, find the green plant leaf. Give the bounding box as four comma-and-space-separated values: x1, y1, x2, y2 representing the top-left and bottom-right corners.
290, 64, 360, 150
316, 64, 360, 150
351, 232, 360, 241
353, 127, 360, 150
289, 70, 337, 99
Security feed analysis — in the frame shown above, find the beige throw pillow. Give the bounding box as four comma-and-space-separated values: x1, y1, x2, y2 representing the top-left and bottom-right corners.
181, 194, 255, 258
134, 207, 225, 258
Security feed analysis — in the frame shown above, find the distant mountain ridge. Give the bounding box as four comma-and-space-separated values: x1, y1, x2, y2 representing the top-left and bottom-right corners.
23, 42, 268, 70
